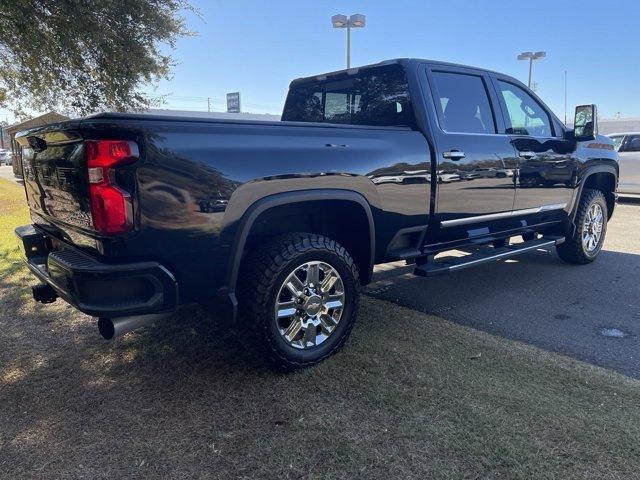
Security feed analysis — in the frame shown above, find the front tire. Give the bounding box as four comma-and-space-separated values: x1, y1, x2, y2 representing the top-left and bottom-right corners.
556, 188, 608, 264
239, 233, 360, 370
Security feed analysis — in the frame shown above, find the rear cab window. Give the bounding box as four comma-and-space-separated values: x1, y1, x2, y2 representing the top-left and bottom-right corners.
282, 64, 416, 128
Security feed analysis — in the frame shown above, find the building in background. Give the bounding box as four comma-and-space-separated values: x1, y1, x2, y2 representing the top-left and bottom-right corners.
566, 116, 640, 135
144, 109, 280, 121
0, 125, 10, 151
597, 117, 640, 135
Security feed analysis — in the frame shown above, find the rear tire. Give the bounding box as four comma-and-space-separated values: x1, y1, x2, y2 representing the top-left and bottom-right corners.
556, 188, 608, 264
238, 233, 360, 370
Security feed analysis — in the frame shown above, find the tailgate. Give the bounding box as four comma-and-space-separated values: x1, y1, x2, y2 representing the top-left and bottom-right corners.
16, 128, 94, 232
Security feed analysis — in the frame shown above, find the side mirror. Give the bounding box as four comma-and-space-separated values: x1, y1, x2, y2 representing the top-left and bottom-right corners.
573, 104, 598, 141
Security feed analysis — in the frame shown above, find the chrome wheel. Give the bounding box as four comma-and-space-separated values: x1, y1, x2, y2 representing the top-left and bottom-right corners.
582, 203, 604, 253
275, 261, 345, 349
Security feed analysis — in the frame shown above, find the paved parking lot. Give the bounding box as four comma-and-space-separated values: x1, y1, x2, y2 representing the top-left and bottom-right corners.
368, 200, 640, 378
0, 165, 19, 183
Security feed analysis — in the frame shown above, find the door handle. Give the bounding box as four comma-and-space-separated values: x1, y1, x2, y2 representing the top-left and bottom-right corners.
518, 150, 536, 159
442, 150, 465, 161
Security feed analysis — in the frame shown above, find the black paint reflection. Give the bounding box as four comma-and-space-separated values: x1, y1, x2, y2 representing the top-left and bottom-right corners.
511, 137, 576, 210
139, 136, 241, 231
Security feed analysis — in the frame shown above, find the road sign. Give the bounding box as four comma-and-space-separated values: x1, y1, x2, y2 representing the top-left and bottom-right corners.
226, 92, 241, 113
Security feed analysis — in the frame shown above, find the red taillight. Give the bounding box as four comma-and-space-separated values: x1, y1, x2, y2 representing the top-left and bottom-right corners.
86, 140, 139, 234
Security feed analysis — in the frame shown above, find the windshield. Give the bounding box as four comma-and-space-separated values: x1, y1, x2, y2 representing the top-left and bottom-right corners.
282, 64, 416, 128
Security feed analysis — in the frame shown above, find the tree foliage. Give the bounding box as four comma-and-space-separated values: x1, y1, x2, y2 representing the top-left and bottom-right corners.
0, 0, 195, 117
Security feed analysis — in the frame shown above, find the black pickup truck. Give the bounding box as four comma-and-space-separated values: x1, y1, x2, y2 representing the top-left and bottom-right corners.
15, 59, 618, 369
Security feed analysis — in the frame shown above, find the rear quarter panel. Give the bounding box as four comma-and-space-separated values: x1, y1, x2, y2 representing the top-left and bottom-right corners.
81, 118, 432, 302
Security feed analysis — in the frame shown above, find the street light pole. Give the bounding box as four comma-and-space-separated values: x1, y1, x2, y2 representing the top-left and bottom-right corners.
564, 70, 568, 124
331, 14, 366, 69
517, 51, 547, 89
346, 22, 351, 68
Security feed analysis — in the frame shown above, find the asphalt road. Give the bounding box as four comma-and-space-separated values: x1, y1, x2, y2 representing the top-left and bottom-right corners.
368, 199, 640, 378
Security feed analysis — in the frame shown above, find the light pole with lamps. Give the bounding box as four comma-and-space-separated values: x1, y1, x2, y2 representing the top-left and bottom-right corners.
517, 51, 546, 89
331, 14, 366, 69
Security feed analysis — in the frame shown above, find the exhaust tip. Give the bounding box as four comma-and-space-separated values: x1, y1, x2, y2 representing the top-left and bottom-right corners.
98, 317, 116, 340
32, 284, 58, 304
97, 313, 166, 340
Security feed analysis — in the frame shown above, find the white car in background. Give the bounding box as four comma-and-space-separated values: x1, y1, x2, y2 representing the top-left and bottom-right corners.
437, 171, 461, 183
608, 133, 640, 195
0, 149, 9, 165
471, 167, 514, 179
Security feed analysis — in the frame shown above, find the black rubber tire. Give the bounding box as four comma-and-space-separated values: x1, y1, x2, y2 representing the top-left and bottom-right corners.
238, 233, 360, 370
556, 188, 608, 264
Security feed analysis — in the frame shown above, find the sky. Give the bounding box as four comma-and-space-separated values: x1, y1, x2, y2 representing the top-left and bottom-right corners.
144, 0, 640, 120
2, 0, 638, 124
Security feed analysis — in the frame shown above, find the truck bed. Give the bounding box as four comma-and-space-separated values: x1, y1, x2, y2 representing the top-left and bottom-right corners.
15, 112, 432, 305
81, 112, 414, 131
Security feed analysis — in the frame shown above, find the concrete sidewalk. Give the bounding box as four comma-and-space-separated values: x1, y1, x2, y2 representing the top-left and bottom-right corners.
0, 165, 20, 183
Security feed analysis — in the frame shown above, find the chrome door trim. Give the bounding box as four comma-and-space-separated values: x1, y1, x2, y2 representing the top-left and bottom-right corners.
539, 202, 567, 212
440, 203, 566, 228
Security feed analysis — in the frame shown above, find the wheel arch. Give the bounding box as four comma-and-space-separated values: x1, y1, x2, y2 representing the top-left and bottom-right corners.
570, 165, 618, 221
219, 189, 376, 320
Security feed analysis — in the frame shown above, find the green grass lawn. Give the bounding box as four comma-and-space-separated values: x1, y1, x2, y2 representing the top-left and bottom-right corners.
1, 177, 640, 479
0, 178, 30, 276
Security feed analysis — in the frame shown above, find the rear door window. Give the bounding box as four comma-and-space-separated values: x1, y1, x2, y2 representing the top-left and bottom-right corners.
431, 72, 496, 134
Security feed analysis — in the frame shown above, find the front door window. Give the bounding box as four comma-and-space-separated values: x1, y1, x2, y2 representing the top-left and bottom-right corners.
498, 81, 552, 137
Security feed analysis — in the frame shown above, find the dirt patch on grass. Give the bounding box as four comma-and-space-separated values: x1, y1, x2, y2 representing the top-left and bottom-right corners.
1, 179, 640, 479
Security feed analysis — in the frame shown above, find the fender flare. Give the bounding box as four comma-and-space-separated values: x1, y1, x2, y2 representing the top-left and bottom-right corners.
217, 189, 376, 321
568, 164, 618, 222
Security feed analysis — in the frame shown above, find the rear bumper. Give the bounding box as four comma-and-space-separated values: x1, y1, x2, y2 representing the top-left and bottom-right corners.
15, 224, 178, 318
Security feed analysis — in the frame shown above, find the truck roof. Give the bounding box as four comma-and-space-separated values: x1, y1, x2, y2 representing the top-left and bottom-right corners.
289, 58, 511, 85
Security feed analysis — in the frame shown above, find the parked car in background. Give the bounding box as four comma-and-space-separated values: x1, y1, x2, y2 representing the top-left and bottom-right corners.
457, 170, 481, 181
370, 174, 404, 185
0, 149, 9, 165
401, 173, 430, 184
437, 171, 461, 183
471, 167, 514, 178
608, 133, 640, 195
11, 151, 23, 178
497, 168, 515, 177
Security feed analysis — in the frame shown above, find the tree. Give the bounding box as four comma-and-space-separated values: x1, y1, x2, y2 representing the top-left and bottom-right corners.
0, 1, 195, 118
